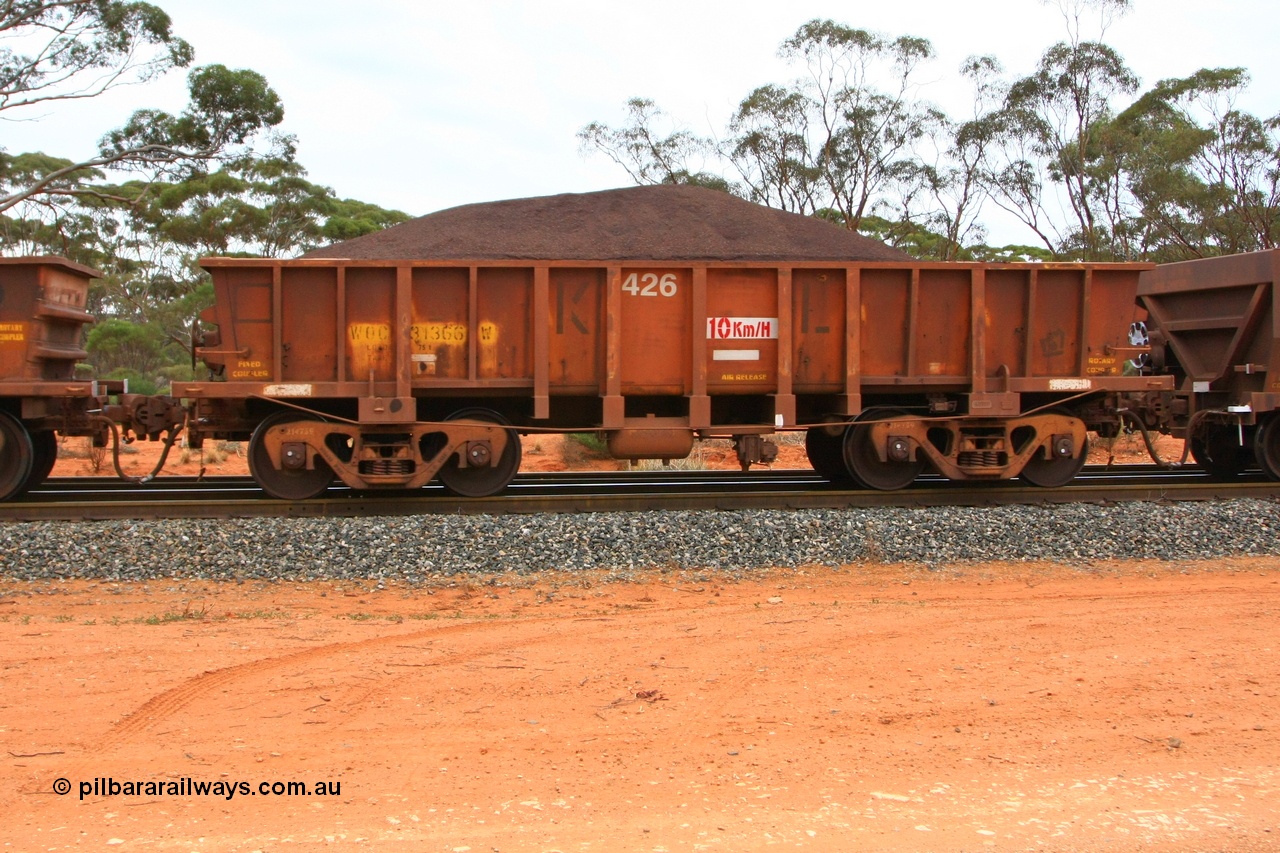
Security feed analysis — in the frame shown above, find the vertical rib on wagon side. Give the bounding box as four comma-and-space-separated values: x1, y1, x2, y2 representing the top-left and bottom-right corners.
177, 258, 1173, 497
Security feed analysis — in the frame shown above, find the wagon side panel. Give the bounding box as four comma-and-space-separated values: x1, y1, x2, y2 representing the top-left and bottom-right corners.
547, 267, 604, 393
791, 268, 846, 393
705, 267, 779, 394
281, 266, 337, 382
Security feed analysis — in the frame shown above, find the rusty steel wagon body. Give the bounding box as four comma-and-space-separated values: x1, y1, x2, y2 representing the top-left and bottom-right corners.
0, 257, 182, 500
174, 256, 1172, 499
1134, 249, 1280, 479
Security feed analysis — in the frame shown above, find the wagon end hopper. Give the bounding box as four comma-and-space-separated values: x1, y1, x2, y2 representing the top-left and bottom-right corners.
181, 258, 1171, 497
0, 257, 104, 500
1137, 249, 1280, 479
0, 257, 188, 502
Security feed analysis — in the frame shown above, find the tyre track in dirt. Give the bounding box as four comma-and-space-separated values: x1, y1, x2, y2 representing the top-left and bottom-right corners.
24, 594, 718, 801
6, 565, 1280, 851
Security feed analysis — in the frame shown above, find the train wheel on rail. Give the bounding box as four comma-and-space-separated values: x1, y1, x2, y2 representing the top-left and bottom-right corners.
1018, 410, 1089, 488
842, 410, 924, 491
1190, 424, 1248, 479
0, 412, 34, 502
248, 411, 335, 501
1019, 436, 1090, 487
804, 421, 854, 484
15, 431, 57, 496
437, 408, 523, 498
1253, 417, 1280, 481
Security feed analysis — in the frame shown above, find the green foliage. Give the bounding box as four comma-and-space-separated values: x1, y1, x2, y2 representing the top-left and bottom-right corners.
321, 198, 412, 242
582, 12, 1276, 262
0, 3, 284, 213
103, 368, 160, 396
567, 433, 609, 454
578, 98, 731, 191
85, 318, 171, 386
1107, 67, 1279, 259
0, 4, 409, 382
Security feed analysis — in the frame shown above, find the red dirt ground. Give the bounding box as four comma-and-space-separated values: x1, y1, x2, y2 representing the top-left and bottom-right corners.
20, 428, 1251, 851
2, 559, 1277, 851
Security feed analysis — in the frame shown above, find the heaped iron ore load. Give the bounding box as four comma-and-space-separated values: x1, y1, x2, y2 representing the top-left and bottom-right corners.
37, 185, 1280, 503
0, 257, 183, 500
175, 253, 1169, 498
301, 185, 912, 262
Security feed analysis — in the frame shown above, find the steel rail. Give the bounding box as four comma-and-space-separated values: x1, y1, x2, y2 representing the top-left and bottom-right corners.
1, 466, 1276, 521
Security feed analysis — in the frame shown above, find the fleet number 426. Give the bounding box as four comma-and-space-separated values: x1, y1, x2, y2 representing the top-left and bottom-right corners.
622, 272, 678, 297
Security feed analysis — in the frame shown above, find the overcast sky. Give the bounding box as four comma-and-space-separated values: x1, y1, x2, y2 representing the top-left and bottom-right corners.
6, 1, 1277, 244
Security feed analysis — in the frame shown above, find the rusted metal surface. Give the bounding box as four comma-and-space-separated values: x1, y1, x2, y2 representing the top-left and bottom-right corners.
189, 258, 1165, 406
181, 257, 1171, 492
5, 468, 1278, 521
1139, 250, 1279, 407
606, 420, 695, 460
1137, 249, 1280, 479
0, 258, 192, 500
0, 256, 98, 382
0, 257, 106, 500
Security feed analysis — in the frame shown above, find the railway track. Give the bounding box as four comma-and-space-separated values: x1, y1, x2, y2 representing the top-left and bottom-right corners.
3, 465, 1277, 521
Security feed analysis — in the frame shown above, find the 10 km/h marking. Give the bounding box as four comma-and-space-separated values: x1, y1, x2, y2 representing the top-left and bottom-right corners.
707, 317, 778, 340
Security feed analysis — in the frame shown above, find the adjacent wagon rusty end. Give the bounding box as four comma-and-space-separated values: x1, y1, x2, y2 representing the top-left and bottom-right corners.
178, 257, 1173, 497
1135, 249, 1280, 479
0, 257, 185, 501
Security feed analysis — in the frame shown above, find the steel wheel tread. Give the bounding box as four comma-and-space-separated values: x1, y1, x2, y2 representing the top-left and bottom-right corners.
805, 425, 853, 484
437, 408, 522, 498
1191, 425, 1248, 479
0, 412, 34, 502
1254, 417, 1280, 481
15, 430, 57, 496
1020, 436, 1089, 487
842, 411, 924, 491
249, 412, 335, 501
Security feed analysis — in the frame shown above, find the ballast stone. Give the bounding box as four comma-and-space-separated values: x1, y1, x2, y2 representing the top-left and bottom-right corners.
0, 500, 1277, 581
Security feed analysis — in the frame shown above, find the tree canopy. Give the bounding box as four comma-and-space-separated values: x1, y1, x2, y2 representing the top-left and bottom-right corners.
0, 1, 409, 391
581, 7, 1279, 263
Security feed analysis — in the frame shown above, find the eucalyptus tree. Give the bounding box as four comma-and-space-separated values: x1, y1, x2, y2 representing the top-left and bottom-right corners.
0, 1, 285, 214
577, 98, 730, 191
1113, 68, 1279, 259
85, 154, 409, 366
741, 19, 938, 233
891, 55, 1006, 260
727, 83, 820, 214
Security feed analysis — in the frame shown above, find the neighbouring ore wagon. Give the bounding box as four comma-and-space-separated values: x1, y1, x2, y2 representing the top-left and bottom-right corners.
1133, 248, 1280, 479
0, 257, 183, 501
176, 255, 1172, 499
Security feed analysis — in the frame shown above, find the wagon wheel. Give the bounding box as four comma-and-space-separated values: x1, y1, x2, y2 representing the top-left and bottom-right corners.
1189, 424, 1248, 479
15, 431, 58, 496
437, 408, 522, 498
842, 410, 924, 491
248, 411, 335, 501
1020, 437, 1089, 487
1019, 411, 1088, 488
1254, 416, 1280, 481
0, 412, 34, 502
804, 422, 853, 484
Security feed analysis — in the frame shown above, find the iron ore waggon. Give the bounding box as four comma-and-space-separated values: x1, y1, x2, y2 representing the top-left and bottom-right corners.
1132, 249, 1280, 479
175, 255, 1171, 499
0, 257, 180, 501
0, 187, 1199, 501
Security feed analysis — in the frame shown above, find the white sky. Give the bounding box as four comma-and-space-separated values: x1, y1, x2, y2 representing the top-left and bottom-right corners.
4, 0, 1277, 245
